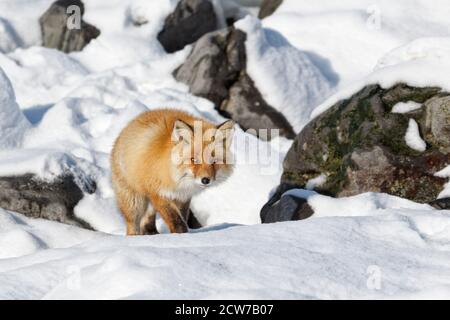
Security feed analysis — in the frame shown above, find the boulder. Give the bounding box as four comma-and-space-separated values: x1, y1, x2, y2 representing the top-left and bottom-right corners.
174, 27, 295, 139
430, 198, 450, 210
157, 0, 218, 53
280, 83, 450, 204
260, 184, 314, 223
258, 0, 283, 19
0, 174, 95, 229
39, 0, 100, 53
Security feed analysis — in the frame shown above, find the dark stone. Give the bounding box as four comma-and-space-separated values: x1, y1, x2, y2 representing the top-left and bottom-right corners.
187, 209, 203, 229
157, 0, 218, 53
281, 83, 450, 204
260, 183, 314, 223
174, 27, 295, 139
0, 174, 95, 229
258, 0, 283, 19
429, 198, 450, 210
39, 0, 100, 53
221, 74, 296, 139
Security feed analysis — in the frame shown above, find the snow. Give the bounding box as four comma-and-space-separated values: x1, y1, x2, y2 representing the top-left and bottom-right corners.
0, 0, 449, 300
392, 101, 422, 114
0, 17, 21, 53
305, 174, 327, 190
1, 197, 450, 299
311, 37, 450, 119
0, 68, 30, 149
405, 119, 427, 152
236, 16, 332, 132
264, 1, 450, 88
436, 166, 450, 199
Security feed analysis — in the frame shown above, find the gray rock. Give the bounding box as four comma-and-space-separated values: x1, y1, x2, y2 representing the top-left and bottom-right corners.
0, 174, 95, 229
39, 0, 100, 53
430, 198, 450, 210
424, 96, 450, 152
281, 83, 450, 204
174, 27, 295, 139
157, 0, 218, 53
258, 0, 283, 19
260, 184, 314, 223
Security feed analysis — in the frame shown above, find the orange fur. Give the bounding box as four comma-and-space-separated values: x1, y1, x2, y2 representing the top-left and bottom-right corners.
111, 109, 234, 235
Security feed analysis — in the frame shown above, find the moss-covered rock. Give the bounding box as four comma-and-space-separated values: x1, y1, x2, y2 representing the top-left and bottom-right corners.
281, 83, 450, 204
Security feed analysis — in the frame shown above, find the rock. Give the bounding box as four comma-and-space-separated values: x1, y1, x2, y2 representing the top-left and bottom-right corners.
281, 83, 450, 204
0, 174, 95, 229
187, 210, 203, 229
174, 27, 295, 139
430, 198, 450, 210
39, 0, 100, 53
424, 96, 450, 152
157, 0, 218, 53
260, 184, 314, 223
258, 0, 283, 19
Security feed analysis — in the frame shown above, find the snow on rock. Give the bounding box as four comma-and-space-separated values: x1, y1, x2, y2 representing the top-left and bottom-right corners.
391, 101, 422, 114
311, 37, 450, 120
0, 47, 89, 109
264, 1, 450, 87
1, 203, 450, 299
0, 68, 30, 149
405, 119, 427, 152
283, 190, 433, 218
436, 166, 450, 199
235, 15, 332, 132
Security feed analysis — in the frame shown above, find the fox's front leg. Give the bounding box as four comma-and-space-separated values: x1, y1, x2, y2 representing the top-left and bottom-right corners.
150, 195, 188, 234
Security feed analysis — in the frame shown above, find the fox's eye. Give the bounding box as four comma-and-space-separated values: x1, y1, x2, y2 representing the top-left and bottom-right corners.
191, 157, 200, 164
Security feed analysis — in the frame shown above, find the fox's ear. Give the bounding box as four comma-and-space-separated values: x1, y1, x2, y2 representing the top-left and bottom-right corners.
216, 120, 235, 147
172, 119, 193, 144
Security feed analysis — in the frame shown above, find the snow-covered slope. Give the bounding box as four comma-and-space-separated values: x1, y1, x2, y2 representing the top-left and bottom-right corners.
1, 192, 450, 299
264, 0, 450, 88
0, 68, 30, 148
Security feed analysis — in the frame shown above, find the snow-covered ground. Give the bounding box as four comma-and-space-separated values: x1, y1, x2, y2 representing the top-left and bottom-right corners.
2, 192, 450, 299
0, 0, 450, 299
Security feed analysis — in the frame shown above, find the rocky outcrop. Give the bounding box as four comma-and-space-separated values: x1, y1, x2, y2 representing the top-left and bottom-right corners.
258, 0, 283, 19
0, 174, 95, 229
279, 83, 450, 204
39, 0, 100, 53
157, 0, 218, 53
174, 27, 295, 139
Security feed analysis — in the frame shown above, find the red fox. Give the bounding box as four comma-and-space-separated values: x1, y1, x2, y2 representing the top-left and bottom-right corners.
111, 109, 235, 235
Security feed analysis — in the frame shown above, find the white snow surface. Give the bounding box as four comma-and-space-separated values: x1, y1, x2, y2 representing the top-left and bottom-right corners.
405, 119, 427, 152
1, 192, 450, 299
0, 68, 30, 148
0, 0, 449, 299
236, 16, 332, 132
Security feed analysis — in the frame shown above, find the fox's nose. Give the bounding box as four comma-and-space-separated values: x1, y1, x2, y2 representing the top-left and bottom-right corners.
201, 177, 211, 185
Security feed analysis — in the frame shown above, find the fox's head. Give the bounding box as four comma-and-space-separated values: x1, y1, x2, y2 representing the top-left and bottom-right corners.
171, 118, 235, 189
